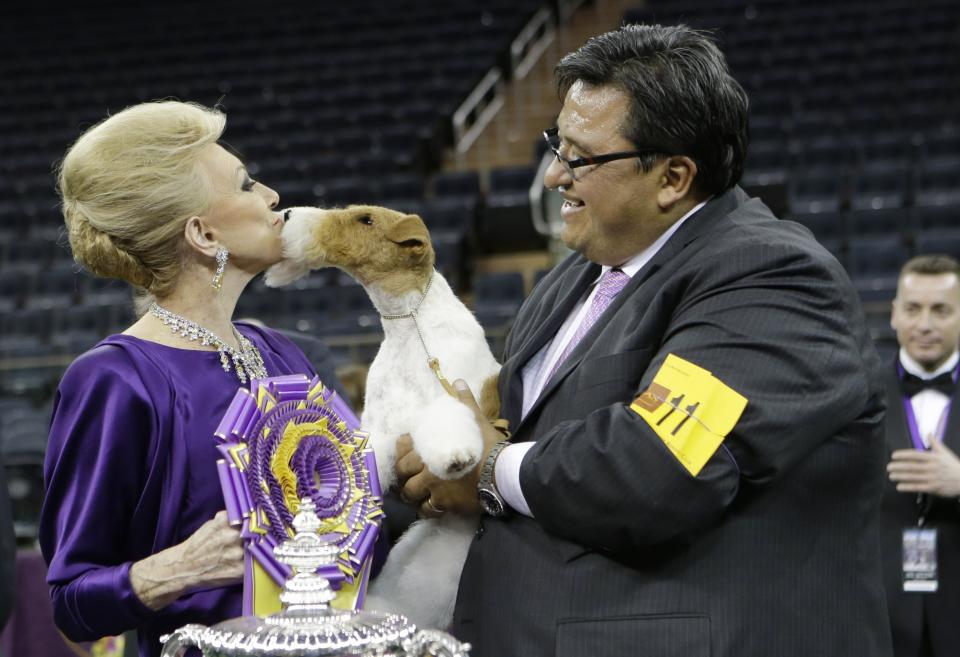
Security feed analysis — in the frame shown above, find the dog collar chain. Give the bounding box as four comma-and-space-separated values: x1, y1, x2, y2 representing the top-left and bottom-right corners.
149, 302, 268, 385
378, 270, 435, 322
378, 272, 458, 397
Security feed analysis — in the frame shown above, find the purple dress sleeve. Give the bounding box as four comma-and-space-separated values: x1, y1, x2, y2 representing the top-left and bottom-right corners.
41, 345, 157, 640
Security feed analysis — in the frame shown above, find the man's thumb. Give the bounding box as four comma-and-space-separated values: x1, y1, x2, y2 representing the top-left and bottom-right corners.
454, 379, 479, 408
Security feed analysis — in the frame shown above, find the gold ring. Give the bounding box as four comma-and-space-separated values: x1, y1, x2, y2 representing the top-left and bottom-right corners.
425, 498, 445, 514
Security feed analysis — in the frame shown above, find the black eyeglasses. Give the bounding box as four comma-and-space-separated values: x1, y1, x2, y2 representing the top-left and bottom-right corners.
543, 127, 664, 181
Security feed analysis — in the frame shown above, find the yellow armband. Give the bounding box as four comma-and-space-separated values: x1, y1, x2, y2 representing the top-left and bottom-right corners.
630, 354, 748, 476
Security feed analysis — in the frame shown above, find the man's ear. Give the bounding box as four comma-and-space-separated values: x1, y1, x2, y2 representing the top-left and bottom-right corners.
656, 155, 698, 210
183, 215, 220, 259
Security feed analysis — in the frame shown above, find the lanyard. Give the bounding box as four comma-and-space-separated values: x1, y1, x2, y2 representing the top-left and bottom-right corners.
898, 362, 958, 451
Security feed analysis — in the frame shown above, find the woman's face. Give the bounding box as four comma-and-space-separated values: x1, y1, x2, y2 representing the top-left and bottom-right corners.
197, 143, 283, 272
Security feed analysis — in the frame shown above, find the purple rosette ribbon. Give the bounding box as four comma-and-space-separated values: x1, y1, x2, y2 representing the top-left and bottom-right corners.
214, 374, 382, 614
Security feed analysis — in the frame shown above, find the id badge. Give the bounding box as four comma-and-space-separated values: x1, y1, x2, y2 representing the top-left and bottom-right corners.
903, 527, 938, 592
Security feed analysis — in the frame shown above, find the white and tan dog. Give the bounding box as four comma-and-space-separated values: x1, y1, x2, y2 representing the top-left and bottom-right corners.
265, 205, 500, 630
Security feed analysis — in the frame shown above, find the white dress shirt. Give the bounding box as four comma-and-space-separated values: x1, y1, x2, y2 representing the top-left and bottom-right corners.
495, 201, 708, 517
900, 348, 959, 447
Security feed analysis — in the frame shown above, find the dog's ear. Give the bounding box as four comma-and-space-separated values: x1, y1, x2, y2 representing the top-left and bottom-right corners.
384, 214, 430, 250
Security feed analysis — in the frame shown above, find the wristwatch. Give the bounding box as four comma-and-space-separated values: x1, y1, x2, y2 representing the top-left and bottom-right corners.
477, 441, 511, 517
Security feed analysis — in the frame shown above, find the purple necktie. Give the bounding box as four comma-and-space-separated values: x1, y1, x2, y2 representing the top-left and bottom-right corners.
547, 268, 630, 381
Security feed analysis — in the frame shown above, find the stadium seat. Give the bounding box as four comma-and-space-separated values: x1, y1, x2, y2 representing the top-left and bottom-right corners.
472, 271, 525, 329
788, 211, 848, 244
916, 229, 960, 260
847, 208, 914, 240
479, 166, 545, 254
850, 163, 910, 211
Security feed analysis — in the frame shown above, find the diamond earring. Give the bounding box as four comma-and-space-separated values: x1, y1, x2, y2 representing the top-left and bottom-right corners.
211, 247, 229, 291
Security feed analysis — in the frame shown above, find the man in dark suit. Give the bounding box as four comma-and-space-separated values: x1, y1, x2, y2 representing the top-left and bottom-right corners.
397, 24, 891, 656
882, 255, 960, 657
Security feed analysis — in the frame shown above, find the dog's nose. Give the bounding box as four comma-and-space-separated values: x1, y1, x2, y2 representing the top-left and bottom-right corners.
283, 209, 292, 222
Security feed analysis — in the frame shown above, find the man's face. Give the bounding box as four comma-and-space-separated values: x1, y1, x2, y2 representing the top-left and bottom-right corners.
543, 81, 671, 266
891, 272, 960, 371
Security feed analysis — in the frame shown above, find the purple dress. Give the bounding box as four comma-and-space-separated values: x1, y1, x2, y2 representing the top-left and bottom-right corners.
39, 322, 317, 657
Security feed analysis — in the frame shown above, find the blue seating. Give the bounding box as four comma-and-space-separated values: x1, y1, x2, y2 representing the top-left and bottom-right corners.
847, 208, 913, 240
915, 160, 960, 208
788, 171, 845, 215
850, 163, 910, 211
848, 236, 911, 289
914, 205, 959, 233
479, 166, 544, 254
472, 271, 525, 329
433, 170, 482, 201
788, 211, 848, 245
422, 196, 477, 234
916, 229, 960, 261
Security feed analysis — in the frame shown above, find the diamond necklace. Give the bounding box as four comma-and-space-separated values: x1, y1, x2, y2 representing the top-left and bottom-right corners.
149, 302, 268, 385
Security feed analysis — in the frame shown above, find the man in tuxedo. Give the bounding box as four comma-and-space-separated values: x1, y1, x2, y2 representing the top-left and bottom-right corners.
396, 24, 891, 657
882, 255, 960, 657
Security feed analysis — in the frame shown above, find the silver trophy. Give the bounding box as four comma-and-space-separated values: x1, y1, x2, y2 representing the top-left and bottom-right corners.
160, 498, 470, 657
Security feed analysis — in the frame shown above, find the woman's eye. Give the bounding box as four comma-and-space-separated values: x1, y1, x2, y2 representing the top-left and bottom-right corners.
241, 178, 256, 192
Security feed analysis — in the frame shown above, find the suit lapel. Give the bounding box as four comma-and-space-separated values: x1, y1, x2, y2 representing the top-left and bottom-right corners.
499, 258, 599, 424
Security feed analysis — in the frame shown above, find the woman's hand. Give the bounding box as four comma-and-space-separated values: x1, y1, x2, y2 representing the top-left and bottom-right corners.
129, 510, 244, 610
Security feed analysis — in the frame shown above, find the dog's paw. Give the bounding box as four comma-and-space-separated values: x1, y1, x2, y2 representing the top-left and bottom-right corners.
412, 396, 484, 480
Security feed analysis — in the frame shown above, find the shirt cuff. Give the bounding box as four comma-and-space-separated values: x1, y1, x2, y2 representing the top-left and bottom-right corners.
495, 443, 536, 518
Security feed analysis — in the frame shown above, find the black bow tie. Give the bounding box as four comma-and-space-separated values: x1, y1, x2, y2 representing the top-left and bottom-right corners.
901, 371, 955, 397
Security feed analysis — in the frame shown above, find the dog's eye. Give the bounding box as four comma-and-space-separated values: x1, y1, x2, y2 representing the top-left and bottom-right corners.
357, 215, 373, 225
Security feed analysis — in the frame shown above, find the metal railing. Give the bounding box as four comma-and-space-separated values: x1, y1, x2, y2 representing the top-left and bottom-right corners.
452, 68, 506, 154
510, 7, 556, 80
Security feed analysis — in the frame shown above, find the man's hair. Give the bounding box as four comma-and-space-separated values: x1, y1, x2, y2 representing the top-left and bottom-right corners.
900, 254, 960, 279
555, 24, 749, 196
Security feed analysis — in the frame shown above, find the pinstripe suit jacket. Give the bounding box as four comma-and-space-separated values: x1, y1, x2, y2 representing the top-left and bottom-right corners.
453, 187, 893, 657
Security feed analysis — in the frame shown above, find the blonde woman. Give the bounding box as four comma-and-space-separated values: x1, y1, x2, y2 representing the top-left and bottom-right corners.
39, 101, 320, 657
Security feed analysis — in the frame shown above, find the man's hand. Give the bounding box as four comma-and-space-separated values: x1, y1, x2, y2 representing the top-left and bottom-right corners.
395, 380, 506, 518
887, 439, 960, 498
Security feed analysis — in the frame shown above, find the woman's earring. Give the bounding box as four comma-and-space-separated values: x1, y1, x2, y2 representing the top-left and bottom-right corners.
211, 247, 229, 291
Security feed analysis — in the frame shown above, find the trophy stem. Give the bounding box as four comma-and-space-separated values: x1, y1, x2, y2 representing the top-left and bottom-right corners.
272, 497, 341, 612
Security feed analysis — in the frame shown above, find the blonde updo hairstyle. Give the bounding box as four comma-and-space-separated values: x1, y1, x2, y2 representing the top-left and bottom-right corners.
58, 100, 227, 297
